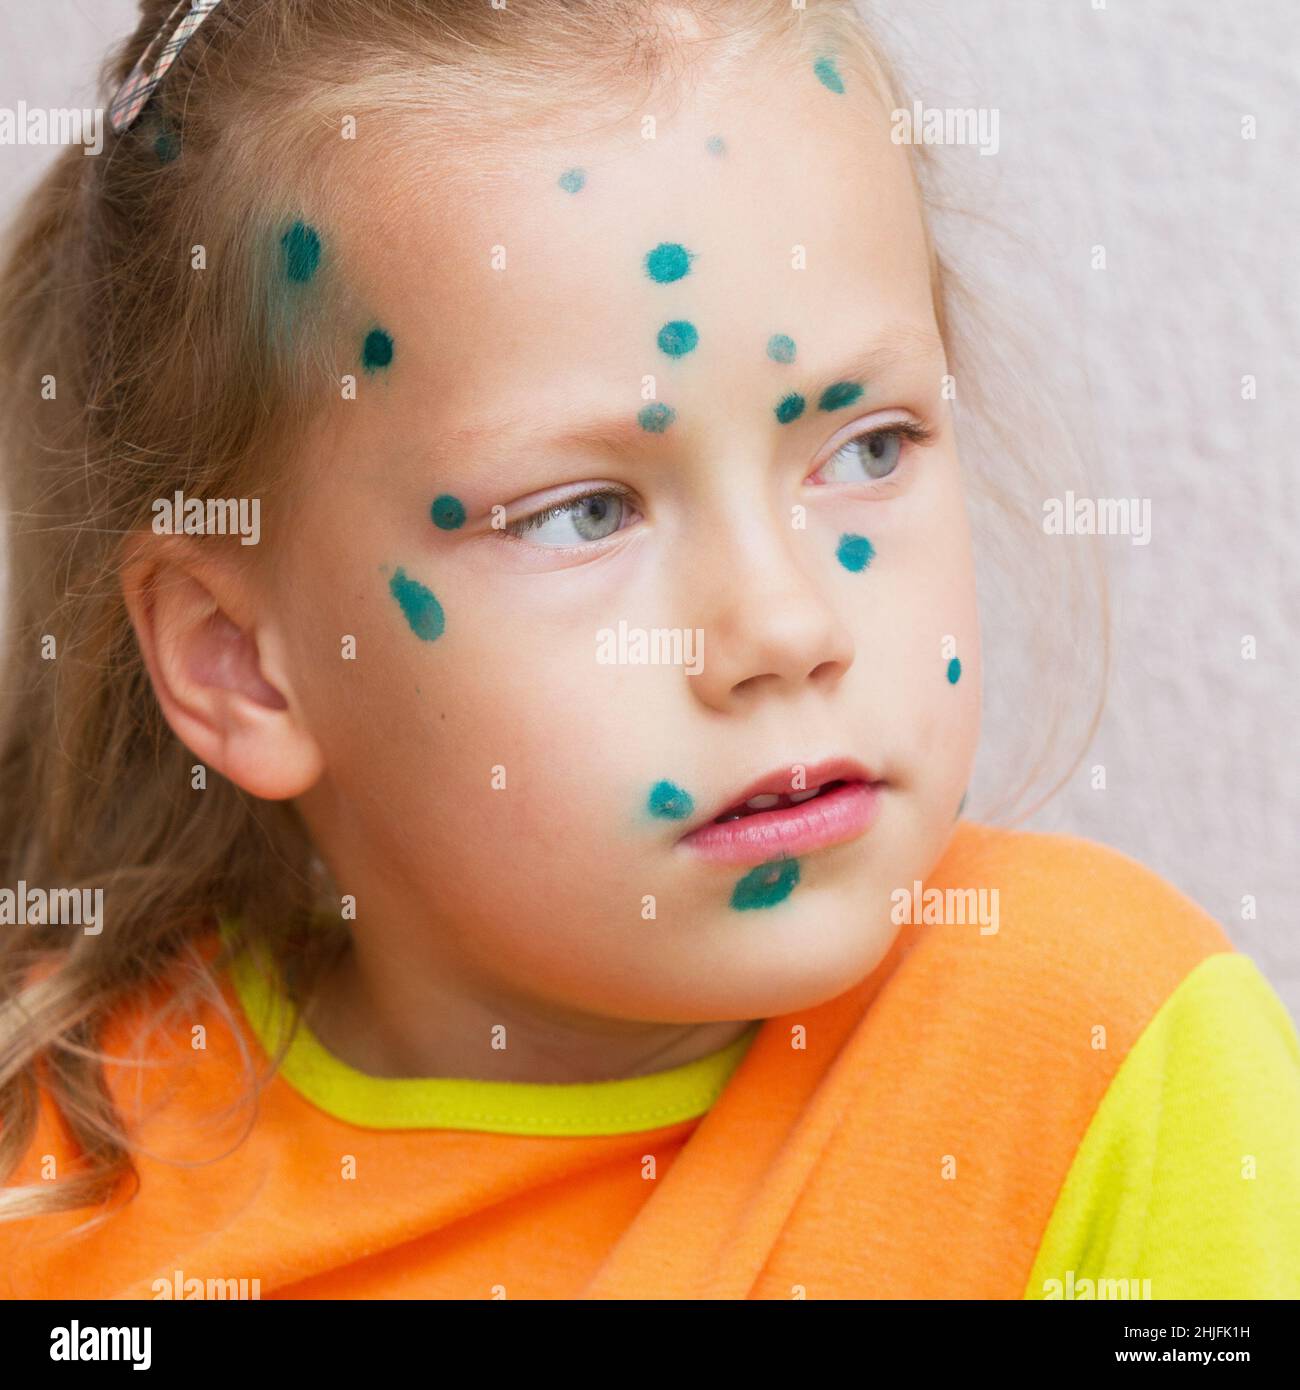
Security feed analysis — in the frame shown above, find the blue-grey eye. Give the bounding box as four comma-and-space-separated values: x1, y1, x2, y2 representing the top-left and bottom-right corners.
822, 427, 903, 484
505, 489, 632, 545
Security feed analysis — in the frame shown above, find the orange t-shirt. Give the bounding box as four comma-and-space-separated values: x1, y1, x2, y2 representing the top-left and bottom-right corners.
4, 821, 1299, 1299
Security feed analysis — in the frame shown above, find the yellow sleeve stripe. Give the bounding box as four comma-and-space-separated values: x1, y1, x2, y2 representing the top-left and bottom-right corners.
1026, 952, 1300, 1299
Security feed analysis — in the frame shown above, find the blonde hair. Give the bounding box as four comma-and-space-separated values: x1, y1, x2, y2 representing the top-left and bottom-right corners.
0, 0, 1106, 1226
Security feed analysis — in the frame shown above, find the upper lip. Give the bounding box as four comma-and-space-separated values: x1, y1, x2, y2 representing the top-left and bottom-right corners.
680, 756, 880, 836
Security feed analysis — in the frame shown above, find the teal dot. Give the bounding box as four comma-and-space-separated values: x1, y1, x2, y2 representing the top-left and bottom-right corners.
362, 327, 393, 372
818, 380, 863, 412
813, 55, 845, 94
280, 221, 321, 284
647, 780, 694, 820
638, 402, 676, 432
657, 320, 698, 357
766, 334, 796, 364
431, 494, 466, 530
389, 567, 444, 642
774, 392, 805, 424
644, 242, 693, 283
836, 533, 875, 572
947, 657, 962, 684
154, 129, 180, 164
705, 135, 726, 156
558, 167, 586, 194
731, 857, 800, 911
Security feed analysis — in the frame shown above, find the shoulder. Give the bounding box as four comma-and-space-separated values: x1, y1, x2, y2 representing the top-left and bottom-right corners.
922, 821, 1234, 1026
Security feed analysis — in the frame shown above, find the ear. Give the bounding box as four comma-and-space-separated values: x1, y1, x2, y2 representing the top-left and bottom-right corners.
120, 534, 324, 800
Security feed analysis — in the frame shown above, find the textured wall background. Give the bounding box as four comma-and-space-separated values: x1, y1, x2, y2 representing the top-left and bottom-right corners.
1, 1, 1296, 1019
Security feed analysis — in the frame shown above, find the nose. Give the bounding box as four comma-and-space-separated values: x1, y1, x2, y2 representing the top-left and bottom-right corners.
683, 506, 856, 714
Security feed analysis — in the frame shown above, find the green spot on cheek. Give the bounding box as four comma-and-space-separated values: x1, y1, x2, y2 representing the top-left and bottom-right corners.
647, 780, 694, 820
813, 55, 845, 94
836, 533, 875, 572
431, 494, 466, 530
644, 242, 694, 283
389, 567, 444, 641
638, 402, 676, 432
731, 857, 800, 910
558, 167, 586, 193
362, 327, 394, 372
767, 334, 796, 364
775, 392, 805, 424
818, 380, 863, 411
947, 657, 962, 685
280, 221, 322, 283
657, 320, 698, 357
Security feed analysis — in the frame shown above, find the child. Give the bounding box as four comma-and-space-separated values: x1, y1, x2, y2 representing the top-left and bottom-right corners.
1, 0, 1296, 1300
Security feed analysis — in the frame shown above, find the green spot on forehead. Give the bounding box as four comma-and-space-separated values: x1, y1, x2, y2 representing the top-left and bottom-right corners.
638, 402, 676, 432
644, 242, 694, 283
774, 392, 805, 424
657, 320, 698, 357
766, 334, 796, 364
280, 221, 322, 283
558, 167, 586, 194
705, 134, 726, 156
818, 380, 863, 412
362, 327, 394, 372
813, 55, 845, 94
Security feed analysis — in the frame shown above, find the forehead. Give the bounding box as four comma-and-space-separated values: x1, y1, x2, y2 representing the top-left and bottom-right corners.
340, 49, 935, 425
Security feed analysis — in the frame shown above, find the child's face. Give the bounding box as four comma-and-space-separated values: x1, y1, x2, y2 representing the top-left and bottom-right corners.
270, 54, 980, 1023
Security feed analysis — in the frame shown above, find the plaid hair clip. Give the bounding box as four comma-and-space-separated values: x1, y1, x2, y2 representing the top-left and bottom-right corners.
109, 0, 224, 134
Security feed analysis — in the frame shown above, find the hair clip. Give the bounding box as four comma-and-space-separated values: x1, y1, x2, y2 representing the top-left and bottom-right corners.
109, 0, 224, 134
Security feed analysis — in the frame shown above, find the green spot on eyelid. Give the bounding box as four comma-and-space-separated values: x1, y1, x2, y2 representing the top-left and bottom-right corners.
389, 567, 444, 642
731, 857, 801, 910
818, 380, 863, 411
647, 780, 694, 820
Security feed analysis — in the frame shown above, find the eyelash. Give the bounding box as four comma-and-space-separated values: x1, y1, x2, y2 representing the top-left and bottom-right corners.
499, 420, 936, 542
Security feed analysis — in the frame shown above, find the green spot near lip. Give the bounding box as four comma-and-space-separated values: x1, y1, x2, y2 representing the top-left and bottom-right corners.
638, 402, 676, 432
731, 857, 801, 910
647, 780, 694, 820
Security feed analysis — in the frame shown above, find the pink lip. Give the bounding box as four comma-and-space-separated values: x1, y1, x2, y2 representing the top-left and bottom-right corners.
677, 758, 884, 866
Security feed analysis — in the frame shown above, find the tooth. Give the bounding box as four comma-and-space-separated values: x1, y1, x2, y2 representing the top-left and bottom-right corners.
788, 787, 821, 803
745, 794, 780, 809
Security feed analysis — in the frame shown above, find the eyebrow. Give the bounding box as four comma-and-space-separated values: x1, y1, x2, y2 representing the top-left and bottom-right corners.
441, 321, 946, 455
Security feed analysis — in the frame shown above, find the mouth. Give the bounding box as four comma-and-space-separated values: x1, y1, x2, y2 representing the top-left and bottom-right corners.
677, 757, 885, 866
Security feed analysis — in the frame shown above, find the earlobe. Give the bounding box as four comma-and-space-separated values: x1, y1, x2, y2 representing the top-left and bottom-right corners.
120, 536, 325, 800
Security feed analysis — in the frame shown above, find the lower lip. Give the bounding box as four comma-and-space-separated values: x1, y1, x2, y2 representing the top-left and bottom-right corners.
677, 781, 884, 865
